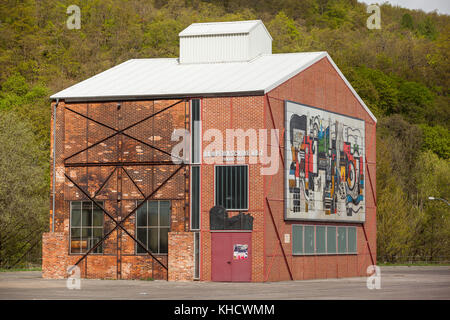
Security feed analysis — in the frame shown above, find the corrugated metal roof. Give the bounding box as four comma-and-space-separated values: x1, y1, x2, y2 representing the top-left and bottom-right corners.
179, 20, 268, 37
51, 52, 325, 100
50, 52, 377, 123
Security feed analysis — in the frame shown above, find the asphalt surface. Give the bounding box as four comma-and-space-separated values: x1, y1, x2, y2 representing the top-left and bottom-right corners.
0, 266, 449, 300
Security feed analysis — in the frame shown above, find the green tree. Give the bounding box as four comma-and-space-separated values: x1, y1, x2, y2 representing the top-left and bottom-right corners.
418, 16, 438, 40
401, 13, 414, 30
420, 124, 450, 159
0, 112, 48, 267
413, 151, 450, 261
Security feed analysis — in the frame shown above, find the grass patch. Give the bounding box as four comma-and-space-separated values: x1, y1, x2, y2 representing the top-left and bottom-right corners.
0, 267, 42, 272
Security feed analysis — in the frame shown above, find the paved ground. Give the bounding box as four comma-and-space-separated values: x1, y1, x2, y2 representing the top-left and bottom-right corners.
0, 266, 449, 300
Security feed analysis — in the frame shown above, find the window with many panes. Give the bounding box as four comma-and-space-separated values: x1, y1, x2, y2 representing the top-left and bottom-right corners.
292, 225, 357, 255
215, 165, 248, 210
136, 200, 170, 254
70, 201, 104, 254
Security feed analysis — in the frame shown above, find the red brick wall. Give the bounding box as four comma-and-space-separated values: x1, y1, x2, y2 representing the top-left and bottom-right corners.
168, 232, 194, 281
263, 57, 377, 281
42, 232, 67, 279
43, 99, 188, 280
199, 96, 266, 282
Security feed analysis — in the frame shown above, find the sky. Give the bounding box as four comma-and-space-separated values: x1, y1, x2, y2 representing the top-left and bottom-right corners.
358, 0, 450, 15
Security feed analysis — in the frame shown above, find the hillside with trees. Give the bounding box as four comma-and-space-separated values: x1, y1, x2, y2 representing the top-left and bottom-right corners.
0, 0, 448, 267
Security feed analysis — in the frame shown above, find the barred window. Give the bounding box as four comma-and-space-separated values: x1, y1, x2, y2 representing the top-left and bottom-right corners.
215, 165, 248, 210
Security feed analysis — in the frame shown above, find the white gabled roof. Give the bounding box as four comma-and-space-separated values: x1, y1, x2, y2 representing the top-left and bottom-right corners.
179, 20, 272, 39
50, 52, 377, 123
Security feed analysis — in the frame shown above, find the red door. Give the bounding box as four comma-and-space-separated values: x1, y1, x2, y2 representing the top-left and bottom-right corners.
211, 232, 252, 282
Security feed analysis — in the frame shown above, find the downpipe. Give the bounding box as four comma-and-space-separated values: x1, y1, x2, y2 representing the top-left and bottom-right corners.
52, 99, 59, 232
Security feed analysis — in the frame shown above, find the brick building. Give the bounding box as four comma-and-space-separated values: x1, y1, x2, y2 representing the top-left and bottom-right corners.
43, 20, 377, 282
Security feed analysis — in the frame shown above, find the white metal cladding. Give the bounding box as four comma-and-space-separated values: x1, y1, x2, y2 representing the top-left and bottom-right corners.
180, 33, 250, 64
179, 20, 272, 64
248, 23, 272, 60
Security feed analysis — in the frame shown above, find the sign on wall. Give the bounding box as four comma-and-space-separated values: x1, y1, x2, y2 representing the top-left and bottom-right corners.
233, 244, 248, 260
284, 101, 366, 222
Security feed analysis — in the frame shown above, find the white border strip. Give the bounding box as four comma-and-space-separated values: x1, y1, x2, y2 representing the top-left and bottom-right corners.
264, 52, 377, 124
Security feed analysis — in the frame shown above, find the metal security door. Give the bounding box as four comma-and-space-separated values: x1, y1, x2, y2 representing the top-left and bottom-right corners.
211, 233, 232, 281
211, 232, 252, 282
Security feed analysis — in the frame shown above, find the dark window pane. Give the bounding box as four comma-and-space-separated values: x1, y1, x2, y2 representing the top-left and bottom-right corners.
226, 167, 232, 208
160, 228, 169, 254
71, 206, 81, 227
81, 228, 91, 238
137, 203, 147, 227
292, 225, 303, 254
71, 228, 81, 238
81, 202, 92, 227
338, 227, 347, 253
327, 226, 337, 254
88, 236, 100, 253
72, 201, 81, 210
316, 226, 326, 254
93, 227, 103, 238
93, 206, 103, 227
148, 228, 158, 253
191, 166, 200, 229
137, 228, 147, 254
216, 167, 222, 206
304, 226, 315, 254
160, 201, 170, 226
192, 99, 200, 121
148, 202, 158, 226
348, 227, 357, 253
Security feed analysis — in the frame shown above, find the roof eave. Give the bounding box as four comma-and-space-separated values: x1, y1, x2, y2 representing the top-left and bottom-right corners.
50, 90, 266, 103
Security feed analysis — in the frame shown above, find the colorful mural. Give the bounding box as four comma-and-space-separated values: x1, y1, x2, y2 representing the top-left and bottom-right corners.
284, 101, 365, 222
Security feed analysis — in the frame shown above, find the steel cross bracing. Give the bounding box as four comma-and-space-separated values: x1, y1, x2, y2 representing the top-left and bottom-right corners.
64, 99, 186, 165
62, 99, 188, 276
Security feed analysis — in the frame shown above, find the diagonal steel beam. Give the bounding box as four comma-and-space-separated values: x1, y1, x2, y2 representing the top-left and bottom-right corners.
122, 167, 146, 199
64, 107, 181, 162
365, 159, 377, 207
64, 99, 185, 162
65, 164, 184, 270
265, 198, 293, 280
266, 95, 285, 166
93, 167, 117, 199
